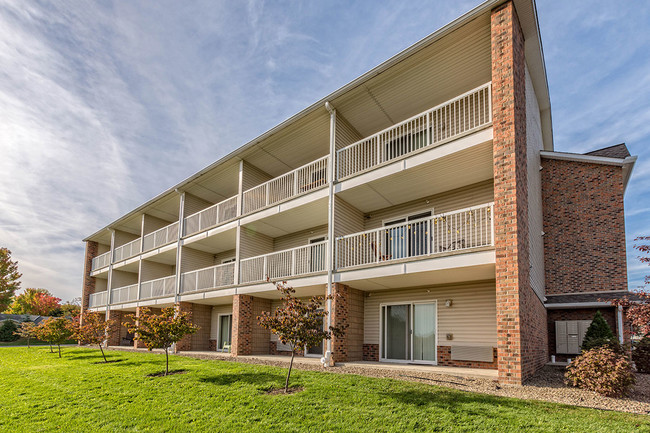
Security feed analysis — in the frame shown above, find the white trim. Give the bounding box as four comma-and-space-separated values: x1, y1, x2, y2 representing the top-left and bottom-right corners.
379, 300, 438, 365
216, 313, 233, 352
545, 302, 611, 309
540, 151, 636, 167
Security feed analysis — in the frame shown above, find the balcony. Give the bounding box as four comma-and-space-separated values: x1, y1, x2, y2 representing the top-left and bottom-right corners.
180, 262, 235, 294
336, 83, 491, 180
335, 203, 494, 270
143, 222, 179, 252
239, 241, 327, 284
183, 195, 238, 237
88, 291, 107, 308
91, 251, 111, 271
110, 284, 138, 304
242, 156, 329, 215
113, 238, 141, 262
140, 275, 176, 300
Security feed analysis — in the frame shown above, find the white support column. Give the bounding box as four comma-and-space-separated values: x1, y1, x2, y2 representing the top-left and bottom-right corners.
137, 215, 145, 301
174, 191, 185, 302
235, 160, 244, 286
106, 229, 116, 310
325, 102, 337, 361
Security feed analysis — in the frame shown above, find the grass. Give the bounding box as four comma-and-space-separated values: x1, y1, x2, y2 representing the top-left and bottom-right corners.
0, 338, 75, 347
1, 347, 649, 432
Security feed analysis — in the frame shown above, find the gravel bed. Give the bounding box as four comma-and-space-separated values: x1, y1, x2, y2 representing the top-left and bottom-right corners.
108, 347, 650, 415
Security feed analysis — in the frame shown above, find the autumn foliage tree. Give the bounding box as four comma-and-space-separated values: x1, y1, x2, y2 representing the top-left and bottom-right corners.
15, 321, 37, 348
71, 312, 115, 362
0, 247, 21, 312
35, 317, 73, 358
124, 307, 198, 376
7, 288, 61, 316
257, 281, 346, 393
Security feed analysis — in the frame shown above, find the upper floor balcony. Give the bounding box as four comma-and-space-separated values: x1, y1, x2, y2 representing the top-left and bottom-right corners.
336, 83, 491, 180
91, 251, 111, 272
113, 238, 141, 263
142, 221, 179, 252
180, 262, 236, 294
183, 196, 238, 237
88, 290, 107, 308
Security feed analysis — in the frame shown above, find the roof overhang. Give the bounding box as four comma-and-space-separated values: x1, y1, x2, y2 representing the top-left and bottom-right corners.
85, 0, 552, 242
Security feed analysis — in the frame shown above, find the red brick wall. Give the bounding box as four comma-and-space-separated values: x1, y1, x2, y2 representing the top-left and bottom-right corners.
363, 344, 379, 362
330, 284, 364, 362
541, 159, 628, 295
106, 310, 122, 346
175, 302, 212, 352
231, 295, 271, 356
81, 241, 98, 316
547, 308, 617, 361
491, 1, 547, 384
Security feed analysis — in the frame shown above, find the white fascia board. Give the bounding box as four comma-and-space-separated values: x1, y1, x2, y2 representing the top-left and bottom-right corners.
545, 302, 612, 309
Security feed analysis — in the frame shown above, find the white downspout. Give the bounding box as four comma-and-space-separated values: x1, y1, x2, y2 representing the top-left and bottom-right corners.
617, 305, 624, 344
323, 101, 336, 367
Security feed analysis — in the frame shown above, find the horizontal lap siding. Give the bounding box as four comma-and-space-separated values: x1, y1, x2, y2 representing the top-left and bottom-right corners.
363, 282, 497, 346
184, 193, 212, 217
98, 243, 110, 255
273, 225, 328, 251
114, 229, 139, 248
180, 247, 214, 273
334, 196, 365, 238
335, 115, 363, 150
110, 269, 138, 289
143, 214, 172, 236
140, 260, 174, 282
364, 180, 493, 230
214, 249, 236, 264
242, 161, 273, 191
239, 227, 273, 259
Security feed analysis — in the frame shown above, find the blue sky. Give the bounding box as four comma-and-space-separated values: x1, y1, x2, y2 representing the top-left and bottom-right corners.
0, 0, 648, 302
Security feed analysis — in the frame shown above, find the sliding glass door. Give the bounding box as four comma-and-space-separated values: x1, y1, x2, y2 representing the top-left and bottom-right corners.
218, 314, 232, 351
381, 301, 437, 363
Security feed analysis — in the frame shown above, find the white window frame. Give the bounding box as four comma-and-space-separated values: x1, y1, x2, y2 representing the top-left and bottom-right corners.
216, 313, 233, 352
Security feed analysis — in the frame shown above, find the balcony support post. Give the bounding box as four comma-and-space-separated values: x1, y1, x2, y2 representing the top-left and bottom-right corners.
325, 101, 337, 363
174, 191, 185, 304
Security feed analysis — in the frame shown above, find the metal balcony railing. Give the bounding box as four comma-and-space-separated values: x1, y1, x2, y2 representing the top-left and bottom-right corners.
91, 251, 111, 271
88, 291, 107, 308
183, 195, 238, 237
142, 222, 179, 252
239, 241, 327, 284
140, 275, 176, 299
113, 238, 141, 262
180, 262, 235, 294
110, 284, 138, 304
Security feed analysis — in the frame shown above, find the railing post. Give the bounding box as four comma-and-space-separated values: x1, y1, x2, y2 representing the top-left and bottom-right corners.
376, 135, 380, 167
291, 249, 297, 276
490, 204, 495, 246
262, 256, 268, 282
376, 231, 380, 263
265, 183, 270, 206
293, 171, 298, 197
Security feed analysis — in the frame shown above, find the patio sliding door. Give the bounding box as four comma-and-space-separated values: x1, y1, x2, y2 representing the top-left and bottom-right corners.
381, 301, 437, 364
218, 314, 232, 351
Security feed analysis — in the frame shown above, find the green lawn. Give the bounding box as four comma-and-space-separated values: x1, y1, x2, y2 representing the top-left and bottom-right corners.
0, 347, 648, 432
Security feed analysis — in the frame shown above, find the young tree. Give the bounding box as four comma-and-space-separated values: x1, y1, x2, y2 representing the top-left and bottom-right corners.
15, 321, 37, 348
124, 307, 198, 376
0, 247, 21, 312
70, 312, 115, 362
58, 298, 82, 318
581, 310, 617, 352
35, 317, 73, 358
257, 281, 346, 393
7, 288, 61, 316
0, 320, 19, 342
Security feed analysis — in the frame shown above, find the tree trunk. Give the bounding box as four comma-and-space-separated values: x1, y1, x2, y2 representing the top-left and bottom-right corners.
99, 344, 107, 362
57, 344, 61, 358
27, 338, 30, 349
165, 347, 169, 376
49, 343, 53, 353
285, 351, 295, 393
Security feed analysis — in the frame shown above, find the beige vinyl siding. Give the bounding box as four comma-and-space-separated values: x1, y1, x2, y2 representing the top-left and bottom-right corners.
242, 161, 273, 191
140, 260, 174, 282
239, 227, 273, 259
273, 225, 328, 251
110, 269, 138, 289
184, 193, 212, 217
363, 180, 493, 230
363, 281, 497, 346
335, 114, 363, 150
98, 243, 110, 255
214, 249, 236, 264
180, 246, 214, 273
333, 196, 365, 238
95, 278, 108, 293
143, 214, 172, 235
210, 305, 233, 340
525, 65, 545, 300
113, 230, 139, 248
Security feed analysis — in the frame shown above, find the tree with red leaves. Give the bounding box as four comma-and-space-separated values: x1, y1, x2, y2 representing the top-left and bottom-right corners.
124, 307, 198, 375
608, 237, 650, 337
7, 288, 61, 316
71, 311, 115, 362
35, 317, 73, 358
257, 281, 347, 393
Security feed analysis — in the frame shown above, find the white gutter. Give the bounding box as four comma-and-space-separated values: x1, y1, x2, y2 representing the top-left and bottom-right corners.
545, 302, 612, 309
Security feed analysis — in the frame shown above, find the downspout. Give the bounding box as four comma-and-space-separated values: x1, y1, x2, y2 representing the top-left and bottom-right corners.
617, 305, 624, 344
323, 101, 336, 367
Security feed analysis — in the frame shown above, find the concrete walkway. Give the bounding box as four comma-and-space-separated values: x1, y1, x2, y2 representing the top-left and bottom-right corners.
106, 346, 498, 380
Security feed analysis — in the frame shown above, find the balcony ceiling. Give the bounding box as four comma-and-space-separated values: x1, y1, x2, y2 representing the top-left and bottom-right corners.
242, 196, 328, 238
143, 249, 177, 266
183, 160, 240, 204
336, 140, 493, 213
184, 228, 237, 254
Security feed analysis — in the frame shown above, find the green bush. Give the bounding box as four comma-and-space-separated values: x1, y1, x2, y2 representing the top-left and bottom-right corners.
0, 320, 20, 342
633, 337, 650, 374
581, 310, 617, 352
565, 346, 635, 397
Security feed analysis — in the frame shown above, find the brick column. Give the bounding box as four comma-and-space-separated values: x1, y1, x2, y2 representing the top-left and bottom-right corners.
232, 294, 253, 356
133, 307, 146, 348
81, 241, 98, 321
330, 284, 364, 362
491, 1, 546, 384
175, 302, 193, 352
106, 310, 122, 347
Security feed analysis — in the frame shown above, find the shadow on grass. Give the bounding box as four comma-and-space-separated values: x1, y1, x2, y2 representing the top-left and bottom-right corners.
91, 359, 124, 365
200, 372, 286, 387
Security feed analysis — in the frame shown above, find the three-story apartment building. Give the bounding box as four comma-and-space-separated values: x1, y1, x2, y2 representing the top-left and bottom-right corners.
81, 0, 637, 384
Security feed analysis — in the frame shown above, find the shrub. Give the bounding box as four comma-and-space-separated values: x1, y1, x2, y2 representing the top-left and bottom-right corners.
632, 337, 650, 374
565, 346, 635, 397
0, 320, 19, 342
581, 310, 616, 352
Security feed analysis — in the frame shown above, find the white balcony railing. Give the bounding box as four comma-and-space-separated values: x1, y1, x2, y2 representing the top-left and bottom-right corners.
336, 203, 494, 270
183, 195, 238, 237
142, 222, 179, 252
336, 83, 492, 179
110, 284, 138, 304
88, 291, 108, 308
242, 156, 329, 215
180, 262, 235, 294
91, 251, 111, 271
113, 238, 141, 262
240, 241, 327, 284
140, 275, 176, 299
